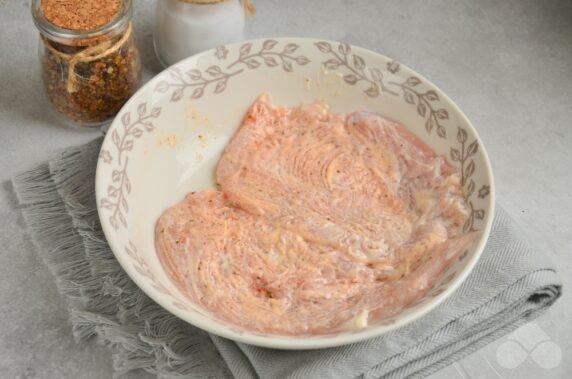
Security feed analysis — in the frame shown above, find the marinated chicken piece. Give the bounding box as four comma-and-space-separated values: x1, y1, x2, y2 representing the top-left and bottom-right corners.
156, 96, 473, 335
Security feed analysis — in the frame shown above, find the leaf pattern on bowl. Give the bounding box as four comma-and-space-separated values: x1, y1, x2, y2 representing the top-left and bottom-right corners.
125, 240, 172, 296
387, 60, 400, 74
314, 41, 449, 138
155, 66, 244, 102
450, 127, 486, 233
99, 149, 112, 164
214, 45, 229, 60
459, 249, 470, 262
389, 77, 449, 138
478, 185, 490, 199
315, 41, 397, 98
99, 103, 161, 230
154, 40, 311, 103
227, 40, 311, 71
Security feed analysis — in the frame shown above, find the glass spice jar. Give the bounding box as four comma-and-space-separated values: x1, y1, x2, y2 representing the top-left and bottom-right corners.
31, 0, 142, 128
153, 0, 255, 67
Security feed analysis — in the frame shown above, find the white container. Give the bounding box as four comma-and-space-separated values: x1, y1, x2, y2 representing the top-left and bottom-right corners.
154, 0, 247, 67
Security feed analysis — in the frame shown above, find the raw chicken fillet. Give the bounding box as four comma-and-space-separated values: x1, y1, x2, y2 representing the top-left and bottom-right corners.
156, 96, 473, 335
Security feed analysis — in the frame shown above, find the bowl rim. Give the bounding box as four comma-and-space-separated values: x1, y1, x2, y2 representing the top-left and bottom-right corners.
96, 36, 495, 350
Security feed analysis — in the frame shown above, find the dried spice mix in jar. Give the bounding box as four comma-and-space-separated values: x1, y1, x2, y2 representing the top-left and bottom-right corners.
32, 0, 142, 127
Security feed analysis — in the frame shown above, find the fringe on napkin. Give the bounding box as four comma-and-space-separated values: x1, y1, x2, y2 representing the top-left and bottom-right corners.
12, 138, 231, 379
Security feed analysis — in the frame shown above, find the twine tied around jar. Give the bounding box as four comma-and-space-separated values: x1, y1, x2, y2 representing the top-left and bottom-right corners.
41, 22, 134, 93
178, 0, 256, 16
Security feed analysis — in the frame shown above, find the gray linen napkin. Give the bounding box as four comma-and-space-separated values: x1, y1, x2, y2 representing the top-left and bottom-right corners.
12, 138, 561, 379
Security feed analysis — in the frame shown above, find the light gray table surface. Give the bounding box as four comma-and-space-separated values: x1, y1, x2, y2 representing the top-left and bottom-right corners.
1, 0, 570, 378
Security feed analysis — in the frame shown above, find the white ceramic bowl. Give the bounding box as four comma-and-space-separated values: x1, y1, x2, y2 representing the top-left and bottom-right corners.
96, 38, 494, 349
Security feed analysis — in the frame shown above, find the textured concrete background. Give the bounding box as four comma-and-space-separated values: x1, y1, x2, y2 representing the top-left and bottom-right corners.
1, 0, 570, 378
